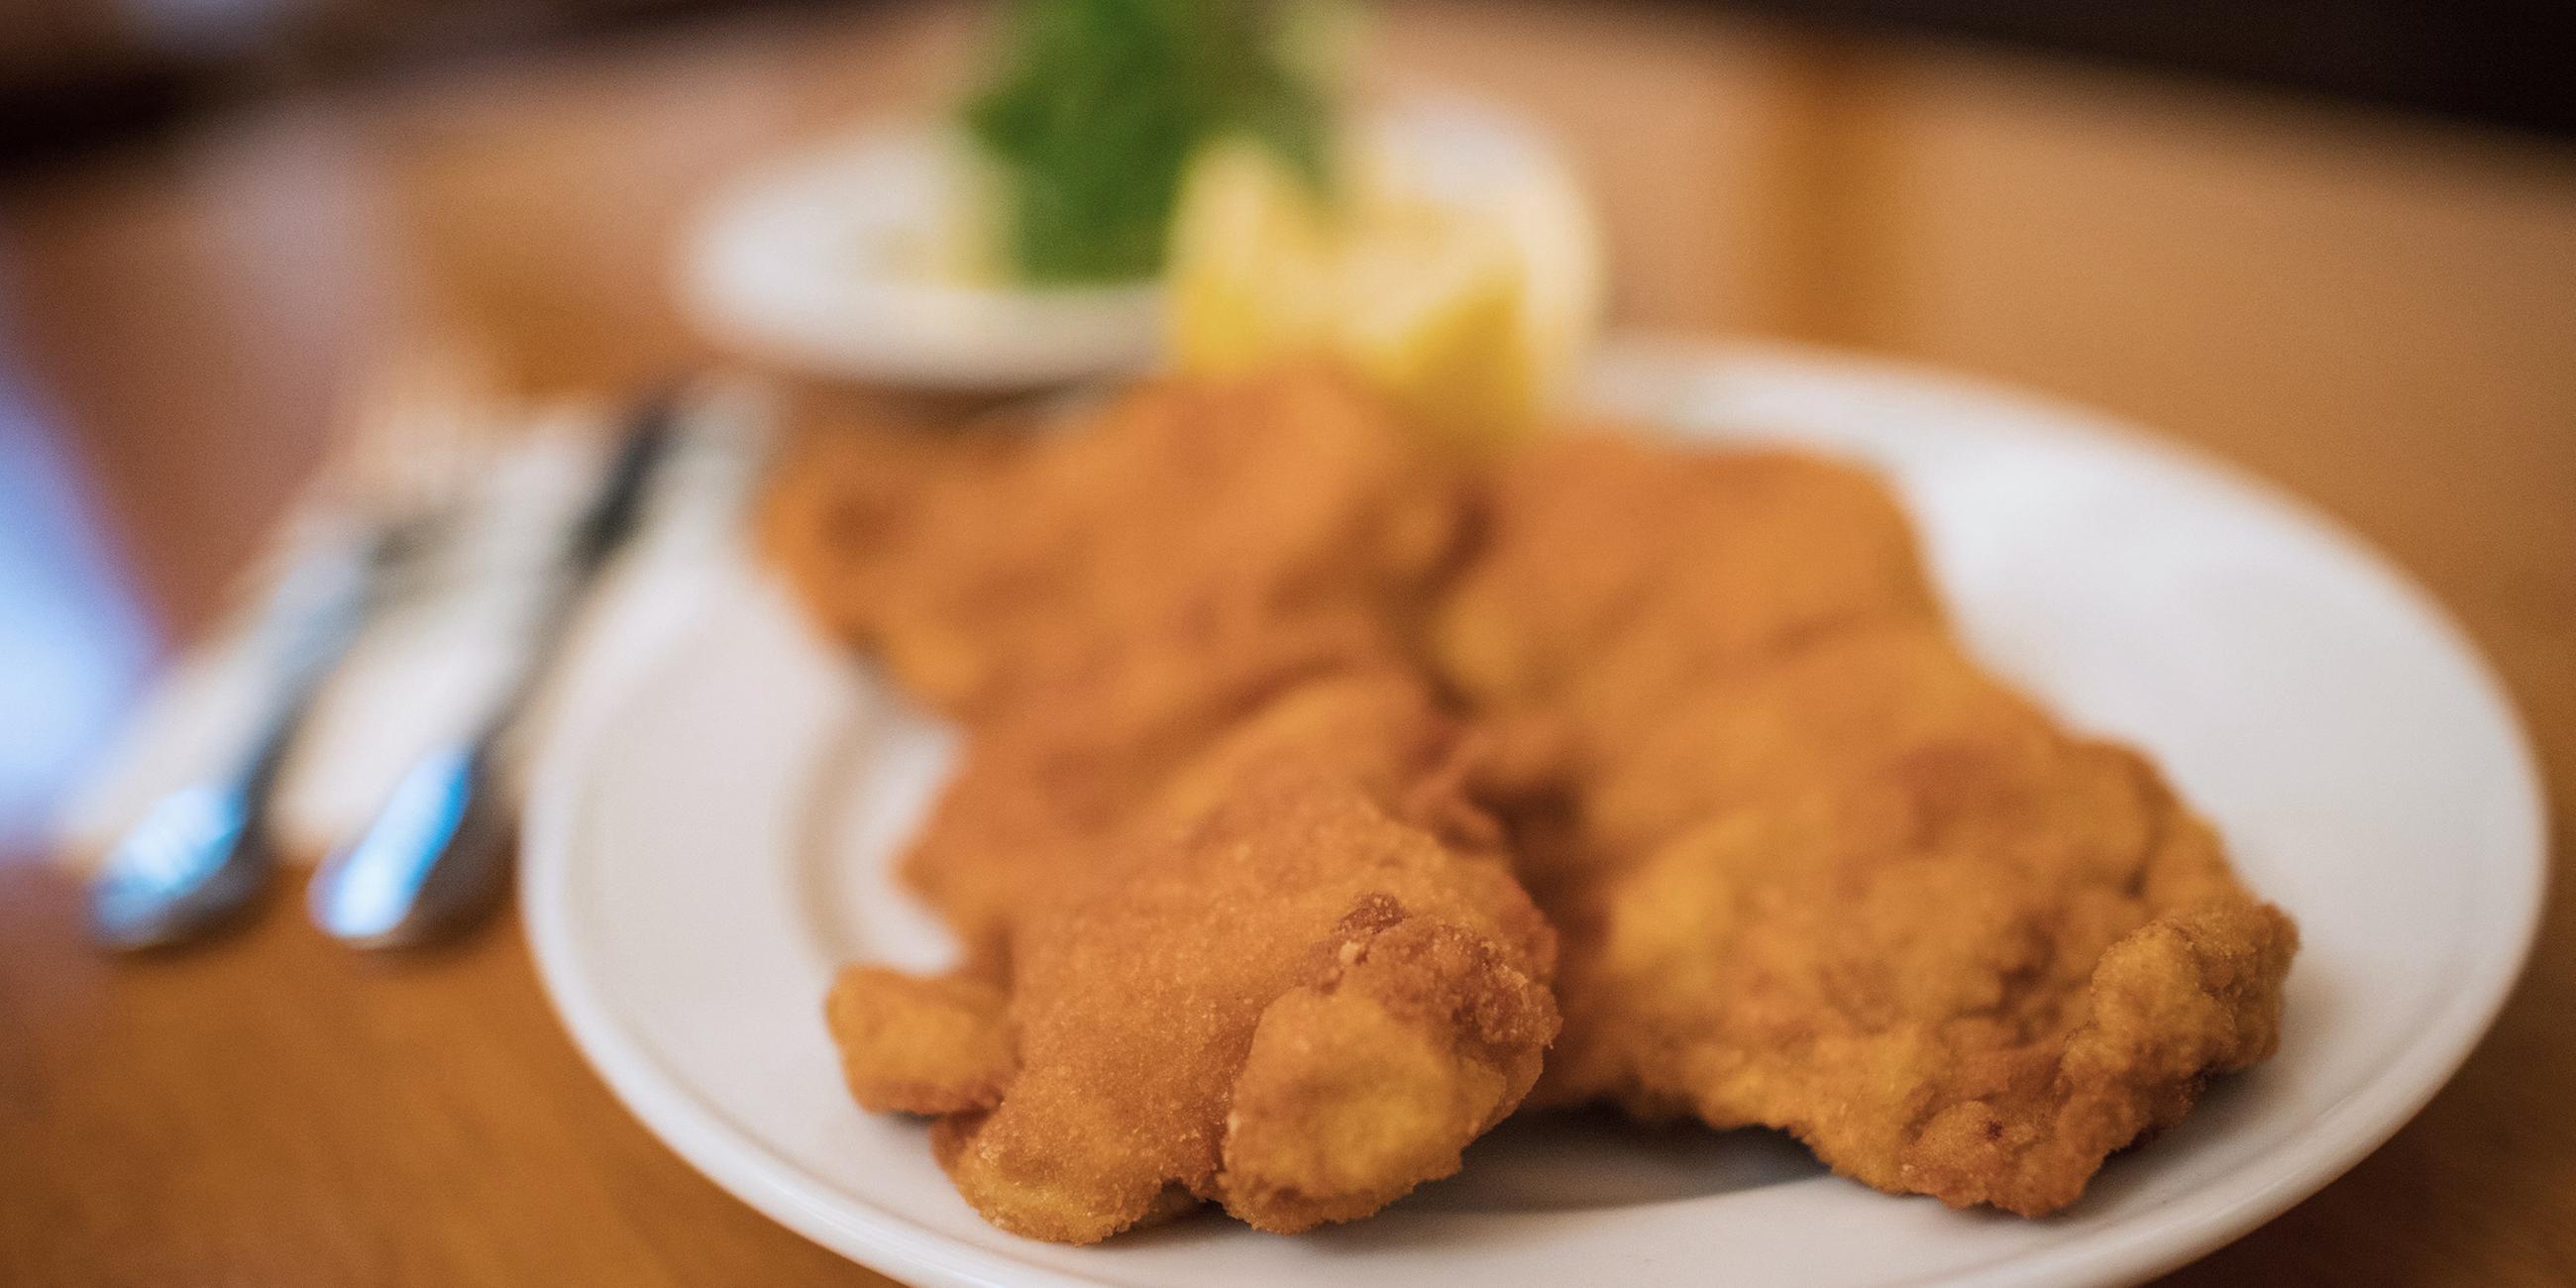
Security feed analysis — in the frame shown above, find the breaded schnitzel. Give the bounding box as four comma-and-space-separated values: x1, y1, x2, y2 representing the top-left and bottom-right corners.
890, 613, 1455, 966
772, 372, 2297, 1234
830, 665, 1556, 1242
1435, 439, 2297, 1216
786, 371, 1555, 1240
1433, 431, 1940, 736
775, 367, 1467, 719
1528, 624, 2294, 1214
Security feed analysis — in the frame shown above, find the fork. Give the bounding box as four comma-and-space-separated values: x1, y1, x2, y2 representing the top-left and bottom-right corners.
87, 354, 498, 950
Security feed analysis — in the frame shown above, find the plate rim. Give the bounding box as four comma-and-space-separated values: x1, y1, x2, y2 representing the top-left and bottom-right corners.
522, 335, 2549, 1288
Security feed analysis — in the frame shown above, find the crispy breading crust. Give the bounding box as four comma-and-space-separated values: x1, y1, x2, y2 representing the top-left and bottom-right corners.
887, 659, 1557, 1241
1441, 438, 2300, 1216
782, 373, 1557, 1243
893, 618, 1448, 965
778, 368, 1470, 718
1433, 432, 1940, 728
778, 381, 2296, 1234
1532, 633, 2297, 1212
827, 968, 1018, 1116
923, 776, 1557, 1242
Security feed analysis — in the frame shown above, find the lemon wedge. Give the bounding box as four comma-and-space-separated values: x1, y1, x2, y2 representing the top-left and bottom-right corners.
1166, 139, 1340, 375
1165, 99, 1603, 447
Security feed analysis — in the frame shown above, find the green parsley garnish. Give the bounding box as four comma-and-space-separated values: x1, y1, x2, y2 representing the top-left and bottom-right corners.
962, 0, 1334, 285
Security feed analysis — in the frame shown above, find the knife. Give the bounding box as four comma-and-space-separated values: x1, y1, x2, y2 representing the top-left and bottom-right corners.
305, 390, 680, 948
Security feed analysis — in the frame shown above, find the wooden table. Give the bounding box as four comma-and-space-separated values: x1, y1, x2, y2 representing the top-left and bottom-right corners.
4, 2, 2571, 1283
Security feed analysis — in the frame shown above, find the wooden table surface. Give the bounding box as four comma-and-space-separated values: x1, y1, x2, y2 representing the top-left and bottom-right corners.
4, 2, 2571, 1283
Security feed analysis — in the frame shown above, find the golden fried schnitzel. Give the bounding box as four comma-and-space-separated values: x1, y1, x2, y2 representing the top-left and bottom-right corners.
1433, 431, 1940, 736
890, 614, 1449, 966
830, 668, 1556, 1242
785, 371, 1556, 1240
1529, 624, 2295, 1214
1435, 438, 2298, 1216
774, 367, 1468, 719
772, 372, 2297, 1235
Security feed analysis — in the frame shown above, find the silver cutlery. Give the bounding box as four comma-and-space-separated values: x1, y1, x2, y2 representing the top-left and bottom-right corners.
305, 391, 680, 949
89, 360, 494, 949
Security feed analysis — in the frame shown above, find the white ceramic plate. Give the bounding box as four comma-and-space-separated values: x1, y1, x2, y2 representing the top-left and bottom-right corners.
673, 93, 1598, 392
676, 121, 1166, 390
522, 340, 2546, 1288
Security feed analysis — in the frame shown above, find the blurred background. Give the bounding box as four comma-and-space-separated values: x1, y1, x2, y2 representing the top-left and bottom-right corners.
3, 0, 2569, 678
2, 1, 2572, 1281
12, 0, 2558, 822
